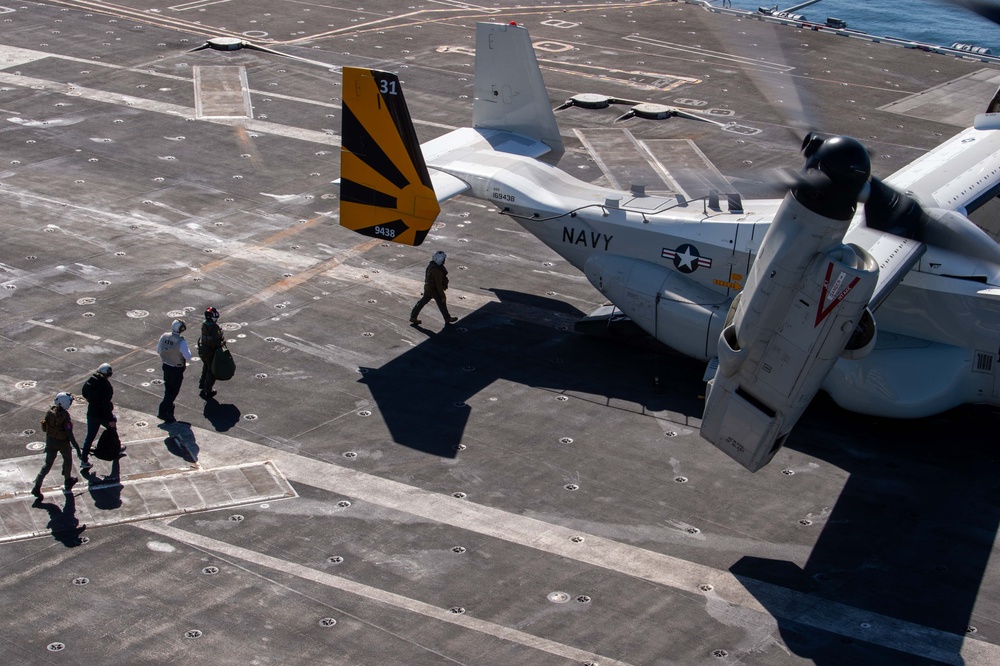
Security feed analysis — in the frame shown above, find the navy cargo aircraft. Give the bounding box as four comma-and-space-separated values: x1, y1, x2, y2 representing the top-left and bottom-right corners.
338, 21, 1000, 472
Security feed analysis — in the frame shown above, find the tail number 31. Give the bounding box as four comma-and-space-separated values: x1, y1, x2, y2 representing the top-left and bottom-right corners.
379, 79, 397, 95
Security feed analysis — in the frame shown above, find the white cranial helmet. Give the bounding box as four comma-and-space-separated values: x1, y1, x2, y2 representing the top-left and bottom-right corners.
432, 251, 447, 265
97, 363, 113, 377
171, 319, 186, 334
55, 392, 73, 409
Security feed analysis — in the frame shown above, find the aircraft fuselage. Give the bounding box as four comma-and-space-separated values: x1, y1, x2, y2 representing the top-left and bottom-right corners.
427, 128, 1000, 417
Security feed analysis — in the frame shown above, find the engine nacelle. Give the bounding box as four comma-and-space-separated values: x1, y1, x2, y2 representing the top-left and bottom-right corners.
702, 194, 879, 471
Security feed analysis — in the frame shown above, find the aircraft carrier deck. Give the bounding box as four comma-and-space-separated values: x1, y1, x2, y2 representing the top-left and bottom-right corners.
0, 1, 997, 664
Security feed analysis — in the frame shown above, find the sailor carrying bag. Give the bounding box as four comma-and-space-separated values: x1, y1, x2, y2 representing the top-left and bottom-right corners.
212, 344, 236, 381
93, 427, 121, 461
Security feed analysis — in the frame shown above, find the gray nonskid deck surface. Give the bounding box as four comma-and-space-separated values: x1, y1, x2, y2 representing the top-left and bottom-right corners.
0, 1, 997, 665
0, 457, 296, 543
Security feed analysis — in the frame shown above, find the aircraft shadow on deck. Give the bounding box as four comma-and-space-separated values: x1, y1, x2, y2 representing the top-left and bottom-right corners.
733, 399, 1000, 664
363, 288, 998, 661
359, 289, 705, 458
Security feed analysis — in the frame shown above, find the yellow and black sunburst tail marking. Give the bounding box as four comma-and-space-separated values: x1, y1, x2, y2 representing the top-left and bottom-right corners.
339, 68, 440, 246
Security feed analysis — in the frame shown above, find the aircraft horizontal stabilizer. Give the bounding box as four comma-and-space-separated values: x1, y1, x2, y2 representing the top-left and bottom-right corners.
339, 68, 440, 246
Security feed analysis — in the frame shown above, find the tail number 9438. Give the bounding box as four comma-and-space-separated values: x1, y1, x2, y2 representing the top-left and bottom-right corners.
374, 225, 396, 238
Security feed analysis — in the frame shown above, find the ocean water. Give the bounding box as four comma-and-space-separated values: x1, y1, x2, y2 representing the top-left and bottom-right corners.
724, 0, 1000, 53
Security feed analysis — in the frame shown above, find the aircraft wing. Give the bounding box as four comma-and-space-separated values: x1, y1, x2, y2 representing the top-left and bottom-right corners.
881, 114, 1000, 214
842, 224, 925, 311
843, 116, 1000, 309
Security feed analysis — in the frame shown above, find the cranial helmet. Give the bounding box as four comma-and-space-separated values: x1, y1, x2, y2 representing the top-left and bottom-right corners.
432, 251, 447, 265
205, 306, 219, 322
55, 392, 73, 409
97, 363, 113, 377
171, 319, 186, 334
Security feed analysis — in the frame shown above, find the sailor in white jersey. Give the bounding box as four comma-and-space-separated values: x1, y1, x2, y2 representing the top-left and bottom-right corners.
156, 319, 192, 423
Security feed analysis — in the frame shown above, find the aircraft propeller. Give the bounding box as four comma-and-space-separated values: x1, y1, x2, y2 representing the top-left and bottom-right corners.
945, 0, 1000, 26
694, 8, 933, 226
781, 132, 930, 237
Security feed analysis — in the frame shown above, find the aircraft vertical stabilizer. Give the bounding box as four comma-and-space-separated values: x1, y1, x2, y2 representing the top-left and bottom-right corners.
473, 22, 565, 163
339, 68, 440, 246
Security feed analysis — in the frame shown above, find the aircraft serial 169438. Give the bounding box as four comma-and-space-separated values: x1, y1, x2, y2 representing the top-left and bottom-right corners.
338, 21, 1000, 472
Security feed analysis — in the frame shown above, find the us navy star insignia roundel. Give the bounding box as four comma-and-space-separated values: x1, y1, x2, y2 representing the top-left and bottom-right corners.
661, 244, 713, 274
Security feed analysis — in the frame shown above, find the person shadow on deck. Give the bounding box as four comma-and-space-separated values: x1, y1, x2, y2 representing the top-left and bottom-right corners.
82, 459, 123, 511
203, 397, 241, 433
33, 490, 85, 547
159, 421, 200, 463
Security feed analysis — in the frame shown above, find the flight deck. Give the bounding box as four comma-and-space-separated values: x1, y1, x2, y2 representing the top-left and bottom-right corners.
0, 1, 997, 664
